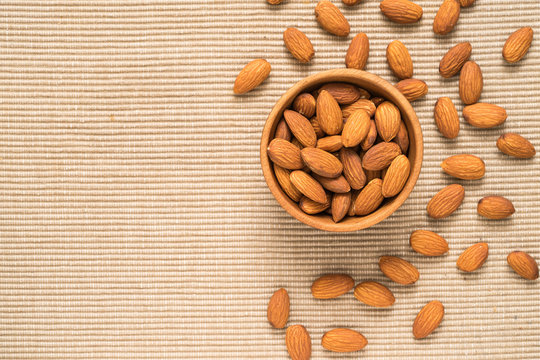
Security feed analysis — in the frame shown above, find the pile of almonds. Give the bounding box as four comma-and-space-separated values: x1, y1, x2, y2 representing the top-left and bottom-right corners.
268, 83, 412, 222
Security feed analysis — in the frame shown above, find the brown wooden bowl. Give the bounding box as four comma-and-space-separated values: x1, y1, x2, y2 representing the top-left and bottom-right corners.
260, 69, 423, 232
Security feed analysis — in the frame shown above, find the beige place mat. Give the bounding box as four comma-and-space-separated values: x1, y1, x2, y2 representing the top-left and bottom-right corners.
0, 0, 539, 359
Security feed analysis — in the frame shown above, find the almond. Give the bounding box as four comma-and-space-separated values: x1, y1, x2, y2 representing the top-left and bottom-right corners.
459, 61, 483, 105
300, 147, 343, 178
427, 184, 465, 219
267, 0, 283, 4
413, 301, 444, 339
382, 154, 410, 197
342, 99, 376, 118
459, 0, 474, 6
433, 0, 460, 35
346, 33, 369, 70
317, 90, 343, 135
267, 138, 304, 170
340, 148, 366, 190
507, 251, 539, 280
332, 192, 351, 222
371, 97, 385, 107
441, 154, 485, 180
380, 0, 423, 24
299, 195, 331, 214
354, 178, 384, 215
395, 78, 428, 102
275, 119, 292, 141
348, 190, 359, 216
283, 28, 315, 63
286, 325, 311, 360
439, 42, 472, 78
274, 164, 302, 202
290, 170, 327, 204
293, 93, 317, 118
321, 328, 368, 353
434, 97, 460, 139
503, 27, 533, 63
362, 142, 402, 171
477, 196, 515, 219
284, 110, 317, 147
361, 120, 378, 151
317, 135, 343, 152
354, 281, 395, 307
291, 137, 304, 150
233, 59, 271, 94
463, 103, 507, 128
386, 40, 413, 79
497, 133, 536, 159
267, 288, 290, 328
314, 174, 351, 193
343, 0, 361, 5
310, 117, 325, 138
311, 274, 355, 299
379, 256, 419, 285
394, 121, 409, 153
315, 0, 350, 37
319, 83, 362, 105
457, 242, 488, 272
375, 101, 401, 142
365, 169, 381, 183
342, 110, 371, 147
409, 230, 449, 256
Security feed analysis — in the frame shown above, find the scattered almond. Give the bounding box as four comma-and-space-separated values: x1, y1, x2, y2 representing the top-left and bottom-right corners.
503, 27, 533, 63
457, 242, 488, 272
427, 184, 465, 219
340, 148, 367, 190
354, 178, 384, 215
317, 90, 343, 135
354, 281, 395, 307
283, 28, 315, 63
342, 99, 376, 118
379, 256, 420, 285
395, 78, 428, 102
459, 61, 483, 105
233, 59, 271, 94
413, 301, 444, 339
315, 0, 350, 37
343, 0, 361, 5
286, 325, 312, 360
434, 97, 460, 139
459, 0, 474, 6
290, 170, 328, 204
319, 83, 363, 105
299, 195, 331, 214
409, 230, 449, 256
293, 93, 317, 118
379, 0, 423, 24
332, 192, 352, 222
362, 142, 402, 171
346, 33, 369, 70
382, 154, 410, 197
317, 135, 343, 152
274, 164, 303, 202
433, 0, 460, 35
342, 110, 371, 147
463, 103, 507, 128
361, 120, 378, 151
284, 110, 317, 147
275, 119, 292, 141
477, 196, 515, 219
375, 101, 401, 142
441, 154, 485, 180
321, 328, 368, 352
439, 42, 472, 78
268, 138, 304, 170
267, 288, 290, 328
394, 121, 410, 153
507, 251, 539, 280
301, 147, 343, 178
497, 133, 536, 159
386, 40, 414, 79
311, 274, 355, 299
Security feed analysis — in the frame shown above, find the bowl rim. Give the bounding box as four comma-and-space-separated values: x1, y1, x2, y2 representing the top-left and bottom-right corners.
260, 69, 423, 232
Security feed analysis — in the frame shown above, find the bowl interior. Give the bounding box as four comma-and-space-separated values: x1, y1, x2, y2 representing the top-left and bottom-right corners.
260, 69, 423, 232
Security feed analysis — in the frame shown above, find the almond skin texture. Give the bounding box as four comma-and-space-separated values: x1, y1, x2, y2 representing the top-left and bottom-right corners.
439, 42, 472, 78
379, 256, 419, 285
319, 83, 362, 105
299, 195, 330, 214
274, 164, 302, 202
361, 120, 378, 151
497, 133, 536, 159
375, 101, 401, 142
317, 135, 343, 152
457, 242, 488, 272
332, 192, 351, 222
507, 251, 539, 280
380, 0, 423, 24
284, 110, 317, 148
382, 154, 410, 197
340, 148, 367, 190
315, 0, 350, 37
342, 99, 376, 118
317, 90, 343, 135
503, 27, 533, 63
275, 120, 292, 141
311, 274, 355, 299
283, 28, 315, 63
313, 174, 351, 193
433, 0, 460, 35
354, 178, 384, 216
354, 281, 395, 307
362, 142, 402, 171
459, 0, 474, 6
434, 97, 460, 139
342, 110, 371, 147
386, 40, 413, 79
267, 288, 290, 329
395, 78, 428, 102
286, 325, 311, 360
463, 103, 507, 128
410, 230, 449, 256
413, 301, 444, 339
233, 59, 271, 94
293, 93, 317, 118
477, 196, 515, 219
459, 61, 483, 105
441, 154, 485, 180
427, 184, 465, 219
290, 170, 327, 204
394, 121, 409, 153
301, 147, 343, 178
346, 33, 369, 70
322, 328, 368, 353
310, 117, 325, 138
267, 138, 304, 170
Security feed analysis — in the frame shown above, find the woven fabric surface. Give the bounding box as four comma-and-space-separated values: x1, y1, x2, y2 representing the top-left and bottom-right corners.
0, 1, 539, 359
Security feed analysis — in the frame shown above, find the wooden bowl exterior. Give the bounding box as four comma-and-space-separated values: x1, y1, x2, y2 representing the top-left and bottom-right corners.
260, 69, 423, 232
